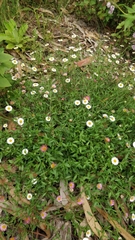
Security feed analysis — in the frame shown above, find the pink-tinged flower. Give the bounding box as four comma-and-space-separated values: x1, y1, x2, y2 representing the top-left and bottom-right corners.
97, 183, 103, 190
50, 162, 57, 168
84, 96, 90, 101
40, 145, 48, 152
69, 182, 75, 190
56, 195, 62, 202
52, 84, 56, 88
40, 211, 47, 219
104, 137, 110, 143
133, 32, 135, 38
0, 223, 7, 231
110, 199, 115, 206
132, 45, 135, 51
77, 198, 83, 205
24, 217, 31, 224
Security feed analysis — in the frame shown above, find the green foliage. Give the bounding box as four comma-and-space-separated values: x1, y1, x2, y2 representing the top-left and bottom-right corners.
0, 48, 13, 88
117, 4, 135, 31
1, 39, 135, 238
74, 0, 117, 28
0, 19, 33, 50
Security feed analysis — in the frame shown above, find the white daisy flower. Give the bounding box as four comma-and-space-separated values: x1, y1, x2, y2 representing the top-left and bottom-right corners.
31, 91, 36, 95
49, 57, 55, 62
27, 193, 32, 200
111, 54, 116, 59
109, 115, 115, 122
21, 63, 25, 67
31, 178, 37, 185
129, 65, 135, 72
17, 118, 24, 126
45, 43, 49, 46
130, 196, 135, 202
69, 46, 75, 50
82, 99, 88, 105
111, 157, 119, 165
62, 58, 68, 62
43, 93, 48, 98
118, 83, 124, 88
12, 76, 17, 80
74, 100, 80, 106
22, 149, 28, 155
86, 230, 92, 237
65, 78, 70, 83
133, 142, 135, 148
5, 105, 13, 112
71, 54, 77, 58
117, 133, 122, 140
73, 48, 79, 52
12, 59, 18, 64
32, 66, 37, 72
33, 83, 39, 87
126, 142, 131, 148
53, 89, 58, 93
46, 116, 51, 121
86, 120, 93, 127
83, 238, 89, 240
86, 105, 92, 109
71, 33, 77, 38
51, 68, 56, 72
44, 69, 47, 73
7, 137, 14, 144
102, 114, 108, 118
108, 58, 112, 63
128, 84, 133, 90
3, 123, 8, 128
58, 39, 63, 42
40, 86, 44, 91
116, 60, 120, 64
131, 213, 135, 221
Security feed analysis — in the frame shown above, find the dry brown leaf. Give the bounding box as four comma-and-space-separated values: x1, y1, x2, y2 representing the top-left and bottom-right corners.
85, 30, 99, 40
97, 208, 135, 240
75, 56, 94, 67
81, 187, 108, 239
114, 201, 127, 229
37, 8, 54, 17
0, 177, 30, 205
1, 163, 17, 173
60, 180, 68, 206
9, 187, 30, 205
8, 120, 16, 131
35, 29, 44, 39
38, 222, 51, 239
79, 218, 88, 240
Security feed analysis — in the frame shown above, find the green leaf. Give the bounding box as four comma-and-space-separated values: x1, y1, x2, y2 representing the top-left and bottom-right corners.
4, 19, 16, 32
12, 29, 19, 43
0, 75, 11, 88
0, 50, 12, 63
0, 33, 13, 42
18, 23, 28, 39
6, 43, 16, 49
0, 62, 12, 75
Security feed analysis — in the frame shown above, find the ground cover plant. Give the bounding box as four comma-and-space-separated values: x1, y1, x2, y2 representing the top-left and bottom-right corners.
0, 4, 135, 240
